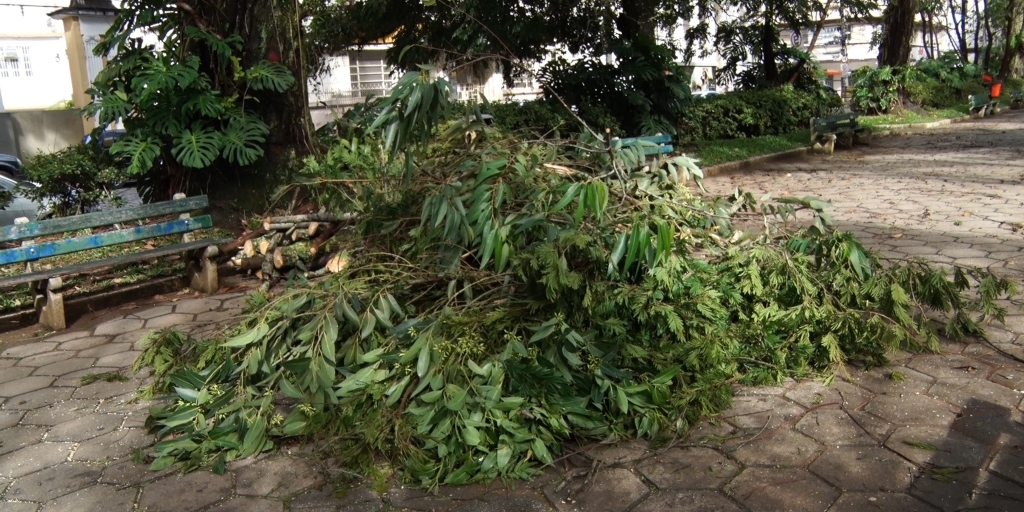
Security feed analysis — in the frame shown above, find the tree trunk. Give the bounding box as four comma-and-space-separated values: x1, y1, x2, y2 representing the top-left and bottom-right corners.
805, 0, 834, 54
879, 0, 921, 67
761, 5, 779, 84
946, 0, 967, 61
920, 10, 930, 59
616, 0, 660, 41
999, 0, 1024, 79
961, 0, 968, 59
983, 0, 995, 70
973, 0, 982, 63
193, 0, 316, 163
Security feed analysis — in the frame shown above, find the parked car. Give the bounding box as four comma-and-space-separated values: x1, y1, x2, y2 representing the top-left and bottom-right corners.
83, 128, 127, 149
0, 153, 24, 180
0, 175, 50, 225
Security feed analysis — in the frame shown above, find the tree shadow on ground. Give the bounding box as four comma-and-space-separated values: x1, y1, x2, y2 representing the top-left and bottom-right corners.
903, 398, 1024, 511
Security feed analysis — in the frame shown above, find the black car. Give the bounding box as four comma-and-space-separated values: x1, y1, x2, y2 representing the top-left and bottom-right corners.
0, 153, 24, 180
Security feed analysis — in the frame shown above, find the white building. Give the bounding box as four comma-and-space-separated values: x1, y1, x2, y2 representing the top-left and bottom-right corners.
0, 0, 76, 110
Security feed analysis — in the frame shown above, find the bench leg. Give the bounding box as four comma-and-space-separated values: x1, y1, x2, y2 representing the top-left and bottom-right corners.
854, 129, 873, 146
187, 246, 220, 294
33, 277, 66, 331
839, 133, 855, 149
812, 134, 836, 155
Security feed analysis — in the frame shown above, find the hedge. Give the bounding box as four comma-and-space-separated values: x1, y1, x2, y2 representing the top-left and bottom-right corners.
675, 86, 842, 143
470, 86, 841, 143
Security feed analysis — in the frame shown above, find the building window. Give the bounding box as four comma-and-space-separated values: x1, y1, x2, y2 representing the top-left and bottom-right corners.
348, 50, 391, 97
0, 46, 32, 78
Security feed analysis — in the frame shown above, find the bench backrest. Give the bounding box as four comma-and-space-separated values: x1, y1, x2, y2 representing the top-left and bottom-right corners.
969, 94, 992, 107
0, 195, 211, 266
612, 134, 674, 155
812, 113, 858, 132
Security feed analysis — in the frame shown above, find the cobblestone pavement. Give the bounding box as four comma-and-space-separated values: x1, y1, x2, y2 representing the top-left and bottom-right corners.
3, 115, 1024, 511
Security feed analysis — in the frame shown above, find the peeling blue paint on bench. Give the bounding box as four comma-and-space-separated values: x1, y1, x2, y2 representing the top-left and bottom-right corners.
613, 134, 673, 156
0, 215, 213, 265
0, 196, 208, 244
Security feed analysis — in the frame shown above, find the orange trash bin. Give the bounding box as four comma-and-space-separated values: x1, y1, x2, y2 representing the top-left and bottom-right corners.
991, 81, 1003, 98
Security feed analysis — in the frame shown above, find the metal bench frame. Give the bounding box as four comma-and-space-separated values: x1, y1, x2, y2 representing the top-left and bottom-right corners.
810, 113, 872, 155
0, 194, 230, 330
969, 94, 999, 116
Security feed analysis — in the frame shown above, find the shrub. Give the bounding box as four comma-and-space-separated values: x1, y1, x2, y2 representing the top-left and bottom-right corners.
538, 37, 691, 136
676, 86, 841, 143
21, 144, 128, 216
853, 56, 986, 114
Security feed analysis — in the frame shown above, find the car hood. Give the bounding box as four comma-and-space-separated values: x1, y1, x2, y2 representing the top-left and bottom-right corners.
0, 153, 20, 165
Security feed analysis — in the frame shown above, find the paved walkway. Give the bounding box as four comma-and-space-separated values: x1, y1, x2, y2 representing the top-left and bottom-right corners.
3, 115, 1024, 511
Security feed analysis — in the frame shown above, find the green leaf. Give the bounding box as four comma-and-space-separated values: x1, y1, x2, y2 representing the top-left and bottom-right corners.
496, 445, 512, 470
245, 61, 296, 92
531, 438, 552, 464
615, 386, 629, 413
222, 324, 269, 348
463, 425, 481, 446
150, 455, 177, 471
445, 384, 468, 411
220, 116, 268, 166
172, 125, 221, 168
110, 135, 162, 176
417, 341, 432, 377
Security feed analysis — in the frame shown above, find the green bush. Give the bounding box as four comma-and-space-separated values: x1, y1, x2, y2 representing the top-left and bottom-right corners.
676, 86, 841, 143
538, 37, 691, 136
853, 56, 986, 114
22, 144, 128, 216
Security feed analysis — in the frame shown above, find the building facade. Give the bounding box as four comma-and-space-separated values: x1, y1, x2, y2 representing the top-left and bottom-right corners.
0, 0, 75, 110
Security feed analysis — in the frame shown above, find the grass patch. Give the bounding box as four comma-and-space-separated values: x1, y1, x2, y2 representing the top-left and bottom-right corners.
902, 440, 939, 451
684, 130, 810, 167
859, 106, 970, 128
80, 371, 129, 385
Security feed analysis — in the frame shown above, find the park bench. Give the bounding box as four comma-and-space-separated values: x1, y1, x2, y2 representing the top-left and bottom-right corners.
810, 112, 872, 154
0, 194, 230, 330
611, 134, 674, 156
969, 94, 999, 116
1011, 90, 1024, 110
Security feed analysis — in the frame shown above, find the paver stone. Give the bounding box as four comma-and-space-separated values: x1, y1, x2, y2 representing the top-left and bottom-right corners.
809, 446, 916, 492
38, 483, 136, 512
4, 462, 101, 502
637, 447, 739, 489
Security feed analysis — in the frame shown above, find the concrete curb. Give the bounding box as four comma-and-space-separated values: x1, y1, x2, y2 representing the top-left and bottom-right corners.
701, 112, 988, 176
703, 147, 811, 176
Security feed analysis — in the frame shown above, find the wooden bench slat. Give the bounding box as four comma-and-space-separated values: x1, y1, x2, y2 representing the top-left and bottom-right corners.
0, 215, 214, 265
0, 237, 232, 289
0, 195, 209, 244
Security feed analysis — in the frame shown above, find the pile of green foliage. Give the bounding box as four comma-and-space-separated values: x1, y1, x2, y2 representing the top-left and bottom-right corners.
135, 72, 1016, 488
21, 144, 129, 216
851, 53, 987, 114
676, 86, 841, 143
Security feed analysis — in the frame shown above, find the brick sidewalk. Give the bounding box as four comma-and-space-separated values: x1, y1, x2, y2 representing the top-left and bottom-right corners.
2, 115, 1024, 511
